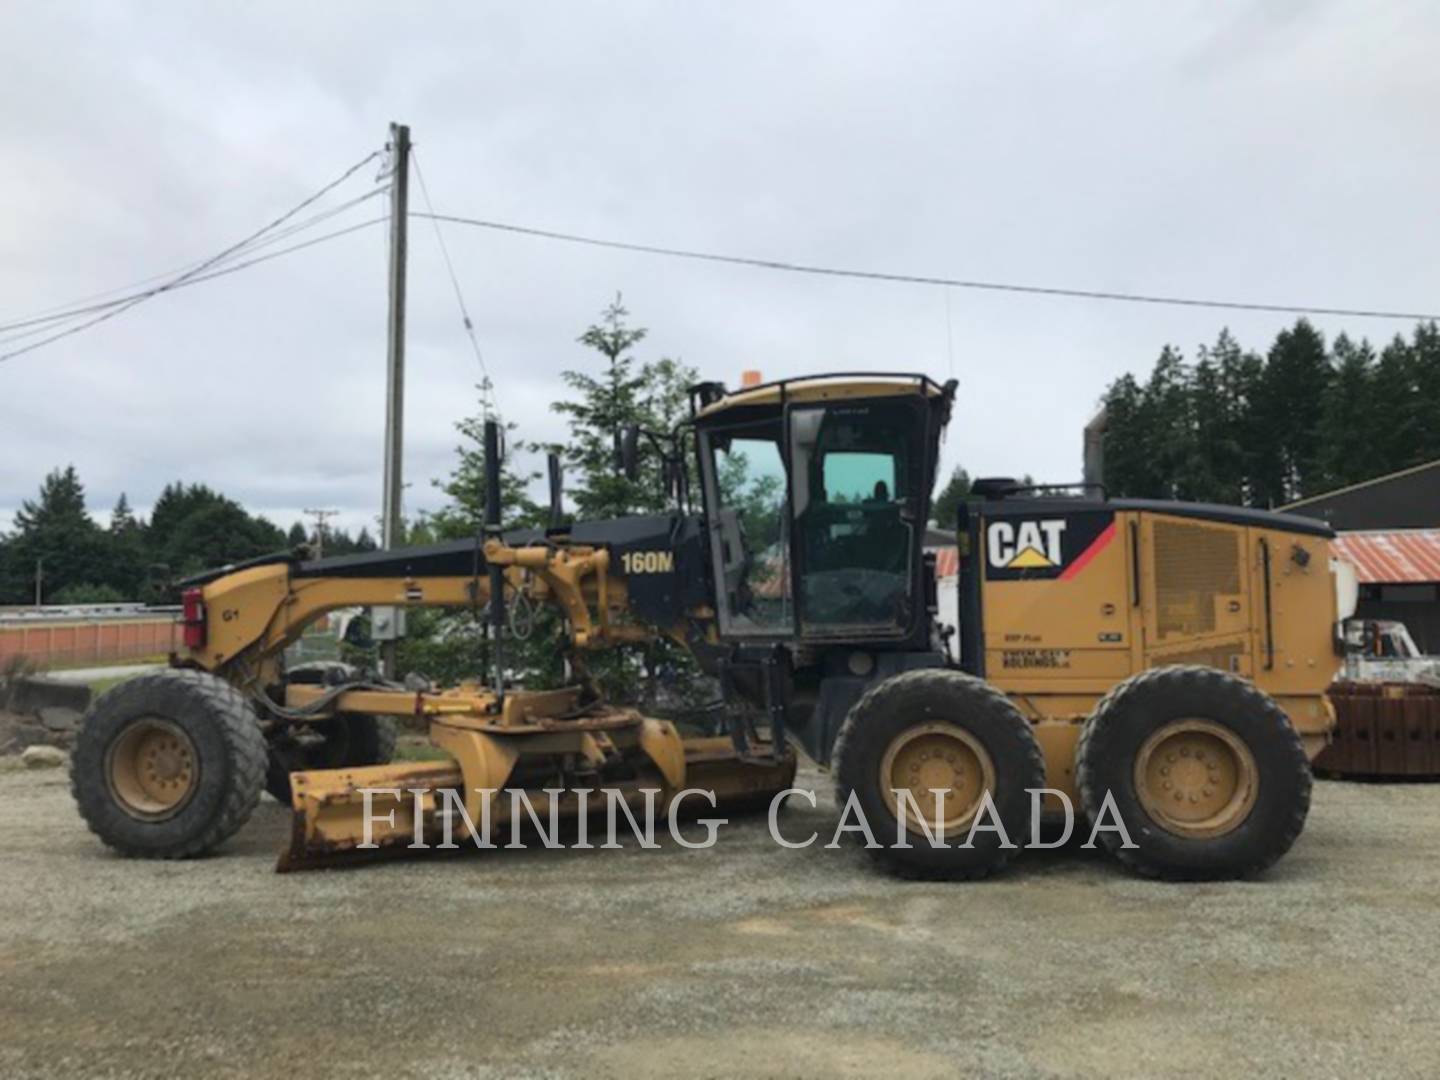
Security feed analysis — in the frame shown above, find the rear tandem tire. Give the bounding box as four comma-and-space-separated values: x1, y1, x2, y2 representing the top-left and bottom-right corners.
70, 669, 266, 859
1075, 665, 1311, 880
264, 662, 399, 804
833, 669, 1045, 880
264, 714, 398, 804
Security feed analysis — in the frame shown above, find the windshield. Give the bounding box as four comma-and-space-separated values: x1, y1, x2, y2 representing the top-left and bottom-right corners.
701, 419, 793, 635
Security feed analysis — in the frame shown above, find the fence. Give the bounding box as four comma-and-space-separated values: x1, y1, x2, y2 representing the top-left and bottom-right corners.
0, 609, 181, 668
1315, 681, 1440, 779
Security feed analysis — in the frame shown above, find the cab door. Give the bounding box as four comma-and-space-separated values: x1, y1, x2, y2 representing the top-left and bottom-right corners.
786, 397, 926, 638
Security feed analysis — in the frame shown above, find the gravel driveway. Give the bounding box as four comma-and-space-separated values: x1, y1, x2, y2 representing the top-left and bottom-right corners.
1, 759, 1437, 1079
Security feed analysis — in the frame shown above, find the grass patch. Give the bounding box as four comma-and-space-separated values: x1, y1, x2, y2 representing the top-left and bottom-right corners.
87, 674, 141, 697
48, 653, 168, 672
393, 735, 452, 763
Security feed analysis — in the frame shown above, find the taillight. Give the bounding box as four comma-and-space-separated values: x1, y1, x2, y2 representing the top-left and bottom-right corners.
181, 587, 207, 649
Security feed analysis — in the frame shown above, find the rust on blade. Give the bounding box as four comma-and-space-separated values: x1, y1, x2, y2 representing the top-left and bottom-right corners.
276, 741, 801, 872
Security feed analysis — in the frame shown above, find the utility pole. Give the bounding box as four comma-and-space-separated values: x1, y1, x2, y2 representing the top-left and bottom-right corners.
381, 122, 410, 553
379, 121, 411, 677
303, 508, 339, 559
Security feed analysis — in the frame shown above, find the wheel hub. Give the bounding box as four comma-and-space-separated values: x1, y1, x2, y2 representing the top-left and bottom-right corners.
879, 723, 996, 837
1134, 719, 1257, 838
106, 718, 200, 821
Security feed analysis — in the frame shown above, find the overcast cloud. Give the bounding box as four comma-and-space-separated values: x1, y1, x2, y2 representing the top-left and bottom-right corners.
2, 1, 1437, 536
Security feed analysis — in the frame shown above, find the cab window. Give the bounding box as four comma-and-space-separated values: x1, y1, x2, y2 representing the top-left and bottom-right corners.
789, 400, 919, 633
700, 419, 793, 635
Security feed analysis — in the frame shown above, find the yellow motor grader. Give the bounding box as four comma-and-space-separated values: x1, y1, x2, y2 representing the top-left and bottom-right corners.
71, 374, 1343, 879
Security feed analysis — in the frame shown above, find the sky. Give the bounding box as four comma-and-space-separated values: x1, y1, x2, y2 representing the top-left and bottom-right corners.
2, 1, 1438, 537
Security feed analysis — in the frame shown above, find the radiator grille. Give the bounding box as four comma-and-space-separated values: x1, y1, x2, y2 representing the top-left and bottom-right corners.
1153, 520, 1242, 640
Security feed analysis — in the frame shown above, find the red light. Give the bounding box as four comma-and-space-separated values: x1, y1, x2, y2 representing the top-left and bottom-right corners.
181, 587, 207, 649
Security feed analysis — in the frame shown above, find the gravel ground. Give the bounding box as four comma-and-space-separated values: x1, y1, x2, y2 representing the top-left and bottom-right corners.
1, 758, 1438, 1079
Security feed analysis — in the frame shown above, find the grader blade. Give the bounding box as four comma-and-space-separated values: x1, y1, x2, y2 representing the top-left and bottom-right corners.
277, 736, 799, 872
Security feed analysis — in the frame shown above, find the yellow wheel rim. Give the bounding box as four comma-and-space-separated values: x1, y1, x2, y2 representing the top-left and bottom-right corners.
106, 718, 199, 821
1134, 719, 1258, 839
879, 722, 995, 837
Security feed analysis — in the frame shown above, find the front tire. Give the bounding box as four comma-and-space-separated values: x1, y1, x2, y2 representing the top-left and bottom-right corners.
71, 669, 266, 859
1076, 665, 1311, 880
833, 669, 1045, 880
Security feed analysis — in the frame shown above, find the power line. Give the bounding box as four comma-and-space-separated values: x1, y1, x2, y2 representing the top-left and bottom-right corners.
0, 150, 384, 362
0, 218, 386, 347
0, 185, 390, 337
411, 150, 497, 419
0, 219, 387, 358
0, 196, 389, 345
0, 192, 388, 344
413, 211, 1440, 323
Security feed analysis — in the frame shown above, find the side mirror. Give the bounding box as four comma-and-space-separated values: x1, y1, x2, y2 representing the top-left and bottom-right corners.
620, 424, 641, 481
547, 451, 564, 527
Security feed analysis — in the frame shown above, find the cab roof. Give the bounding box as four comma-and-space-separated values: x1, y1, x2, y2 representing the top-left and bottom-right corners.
693, 372, 953, 420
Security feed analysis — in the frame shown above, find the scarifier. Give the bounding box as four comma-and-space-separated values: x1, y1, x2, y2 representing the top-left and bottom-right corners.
71, 374, 1345, 879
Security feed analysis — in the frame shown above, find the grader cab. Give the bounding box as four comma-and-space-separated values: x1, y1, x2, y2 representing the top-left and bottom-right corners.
71, 374, 1343, 879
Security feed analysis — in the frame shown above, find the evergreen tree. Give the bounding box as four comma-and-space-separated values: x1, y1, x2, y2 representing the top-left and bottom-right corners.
1318, 334, 1380, 488
110, 493, 138, 533
2, 467, 109, 603
145, 482, 284, 578
1255, 319, 1331, 502
552, 295, 687, 521
287, 522, 309, 548
1145, 345, 1195, 500
393, 389, 553, 690
104, 492, 148, 598
1099, 373, 1152, 499
1099, 318, 1439, 508
1407, 321, 1440, 466
931, 466, 972, 530
1214, 332, 1264, 505
428, 402, 543, 541
546, 296, 704, 704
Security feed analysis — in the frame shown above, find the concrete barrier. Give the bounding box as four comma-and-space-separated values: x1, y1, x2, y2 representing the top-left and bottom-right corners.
6, 675, 93, 716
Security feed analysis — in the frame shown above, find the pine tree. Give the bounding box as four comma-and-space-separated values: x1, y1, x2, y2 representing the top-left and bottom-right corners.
110, 494, 138, 534
1100, 318, 1436, 510
2, 467, 109, 603
1100, 374, 1152, 498
545, 296, 703, 704
931, 467, 972, 529
551, 295, 691, 521
1318, 334, 1379, 488
1408, 321, 1440, 465
1214, 332, 1264, 505
1151, 346, 1196, 499
1255, 319, 1332, 502
144, 482, 285, 579
1370, 334, 1421, 476
1184, 353, 1224, 501
104, 492, 147, 598
428, 402, 543, 541
287, 522, 308, 548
